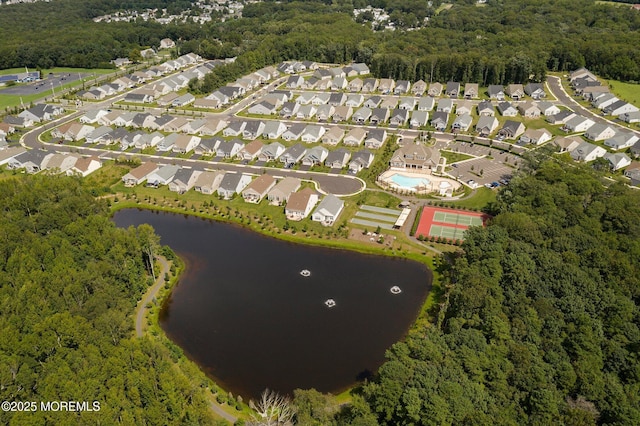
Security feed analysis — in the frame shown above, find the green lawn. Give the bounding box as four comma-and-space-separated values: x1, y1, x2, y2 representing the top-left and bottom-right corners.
440, 150, 474, 164
606, 79, 640, 105
0, 67, 114, 76
441, 187, 496, 210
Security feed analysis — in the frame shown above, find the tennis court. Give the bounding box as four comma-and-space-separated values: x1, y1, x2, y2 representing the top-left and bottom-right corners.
433, 211, 484, 227
416, 206, 489, 241
429, 225, 465, 240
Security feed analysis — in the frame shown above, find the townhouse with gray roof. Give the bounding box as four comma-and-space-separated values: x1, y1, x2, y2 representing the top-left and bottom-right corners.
217, 173, 252, 200
311, 194, 345, 226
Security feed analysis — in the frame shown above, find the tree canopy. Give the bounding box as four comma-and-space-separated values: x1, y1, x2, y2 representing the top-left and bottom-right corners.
342, 162, 640, 424
0, 175, 215, 424
1, 0, 640, 82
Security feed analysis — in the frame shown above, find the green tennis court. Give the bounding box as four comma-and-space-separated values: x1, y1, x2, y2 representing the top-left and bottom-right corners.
433, 211, 483, 226
429, 225, 465, 240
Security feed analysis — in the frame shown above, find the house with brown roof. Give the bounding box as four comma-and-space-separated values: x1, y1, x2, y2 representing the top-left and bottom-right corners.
242, 174, 276, 203
428, 82, 443, 97
194, 171, 226, 195
322, 126, 345, 146
122, 162, 158, 187
44, 153, 80, 174
267, 177, 301, 205
411, 80, 427, 96
343, 127, 367, 146
67, 156, 102, 177
506, 84, 525, 101
378, 78, 395, 94
285, 188, 319, 221
519, 128, 552, 145
332, 106, 353, 122
553, 136, 583, 153
517, 101, 541, 118
237, 140, 264, 161
348, 78, 363, 92
463, 83, 479, 99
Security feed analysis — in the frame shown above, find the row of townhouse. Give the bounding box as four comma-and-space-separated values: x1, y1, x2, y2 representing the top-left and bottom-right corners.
79, 52, 206, 101
120, 162, 345, 224
82, 109, 228, 134
3, 104, 65, 128
196, 66, 281, 109
278, 61, 369, 77
222, 119, 389, 149
73, 108, 383, 163
284, 69, 544, 100
197, 136, 374, 173
555, 138, 640, 184
2, 147, 101, 176
250, 90, 558, 127
570, 67, 640, 120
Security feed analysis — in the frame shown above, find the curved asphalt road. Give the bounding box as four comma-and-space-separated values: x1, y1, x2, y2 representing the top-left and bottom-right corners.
547, 75, 640, 136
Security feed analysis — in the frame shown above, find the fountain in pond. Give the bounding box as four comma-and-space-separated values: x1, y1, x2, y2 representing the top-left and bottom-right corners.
390, 286, 402, 294
325, 299, 336, 308
300, 269, 311, 277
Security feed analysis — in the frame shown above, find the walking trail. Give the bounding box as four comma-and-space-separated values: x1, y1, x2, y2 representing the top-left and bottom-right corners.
133, 256, 239, 424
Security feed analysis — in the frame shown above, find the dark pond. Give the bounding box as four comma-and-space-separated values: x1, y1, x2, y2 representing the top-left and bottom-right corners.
113, 208, 432, 400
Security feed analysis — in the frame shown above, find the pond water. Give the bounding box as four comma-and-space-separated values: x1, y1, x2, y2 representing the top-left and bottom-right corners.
113, 209, 432, 400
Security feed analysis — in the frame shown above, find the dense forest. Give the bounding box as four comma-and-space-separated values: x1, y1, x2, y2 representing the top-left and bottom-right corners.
0, 176, 217, 425
1, 0, 640, 82
288, 160, 640, 425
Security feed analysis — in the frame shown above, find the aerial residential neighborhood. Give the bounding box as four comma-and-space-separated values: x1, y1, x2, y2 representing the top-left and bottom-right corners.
2, 0, 640, 425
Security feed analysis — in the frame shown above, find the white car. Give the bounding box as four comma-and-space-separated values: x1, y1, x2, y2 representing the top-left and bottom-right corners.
467, 180, 478, 189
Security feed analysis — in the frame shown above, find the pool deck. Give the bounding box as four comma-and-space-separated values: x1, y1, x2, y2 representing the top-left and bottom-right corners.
379, 169, 461, 195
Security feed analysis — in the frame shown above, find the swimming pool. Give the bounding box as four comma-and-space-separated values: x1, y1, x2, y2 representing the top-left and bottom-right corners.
389, 173, 431, 190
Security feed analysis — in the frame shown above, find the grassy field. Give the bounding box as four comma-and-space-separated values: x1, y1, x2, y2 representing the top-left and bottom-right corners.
440, 186, 496, 210
0, 67, 114, 77
606, 79, 640, 104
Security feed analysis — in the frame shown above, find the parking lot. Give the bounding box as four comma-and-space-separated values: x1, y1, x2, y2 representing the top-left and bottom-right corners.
449, 157, 515, 187
0, 72, 92, 96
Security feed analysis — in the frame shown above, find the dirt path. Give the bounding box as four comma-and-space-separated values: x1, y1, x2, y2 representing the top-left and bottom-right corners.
208, 394, 239, 424
135, 256, 169, 338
